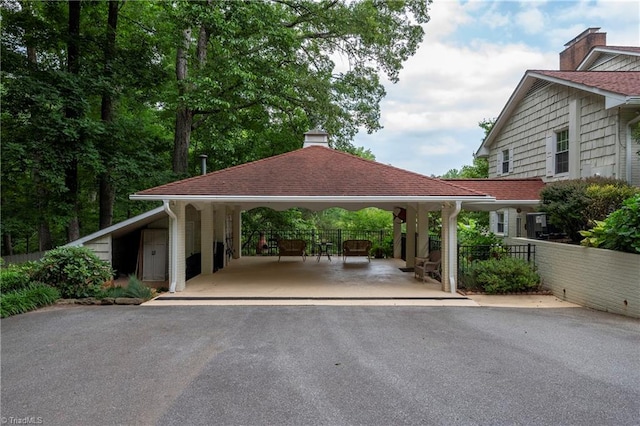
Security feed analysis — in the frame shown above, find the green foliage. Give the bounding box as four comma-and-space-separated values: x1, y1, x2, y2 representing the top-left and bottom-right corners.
0, 282, 60, 318
103, 275, 154, 300
580, 194, 640, 253
32, 247, 113, 298
584, 184, 639, 223
0, 264, 35, 293
539, 177, 638, 242
458, 218, 502, 246
464, 257, 540, 294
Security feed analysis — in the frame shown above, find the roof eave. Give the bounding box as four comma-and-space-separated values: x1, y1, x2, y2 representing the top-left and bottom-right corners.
130, 194, 496, 203
606, 96, 640, 109
475, 73, 534, 156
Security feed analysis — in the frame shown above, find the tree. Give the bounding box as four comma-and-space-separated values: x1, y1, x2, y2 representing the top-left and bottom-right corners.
441, 118, 493, 178
1, 0, 172, 253
165, 0, 430, 174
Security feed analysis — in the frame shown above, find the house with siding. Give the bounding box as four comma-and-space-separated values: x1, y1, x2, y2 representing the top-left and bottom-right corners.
475, 28, 640, 237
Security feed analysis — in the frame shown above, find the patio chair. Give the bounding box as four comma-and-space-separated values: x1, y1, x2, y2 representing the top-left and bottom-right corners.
414, 250, 441, 282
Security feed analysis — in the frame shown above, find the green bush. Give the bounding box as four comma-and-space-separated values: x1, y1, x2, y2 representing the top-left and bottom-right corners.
1, 266, 32, 293
458, 218, 503, 246
580, 194, 640, 253
540, 177, 639, 242
102, 275, 154, 300
0, 283, 60, 318
465, 257, 540, 294
32, 247, 113, 298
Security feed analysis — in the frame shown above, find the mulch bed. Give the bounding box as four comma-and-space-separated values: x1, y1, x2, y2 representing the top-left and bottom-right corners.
457, 289, 554, 296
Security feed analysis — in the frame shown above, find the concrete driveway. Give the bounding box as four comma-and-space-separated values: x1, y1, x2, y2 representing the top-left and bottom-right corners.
1, 305, 638, 425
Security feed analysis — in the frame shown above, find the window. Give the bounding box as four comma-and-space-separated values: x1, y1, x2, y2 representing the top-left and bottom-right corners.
490, 210, 508, 236
496, 212, 505, 234
555, 129, 569, 174
501, 149, 510, 174
496, 148, 512, 176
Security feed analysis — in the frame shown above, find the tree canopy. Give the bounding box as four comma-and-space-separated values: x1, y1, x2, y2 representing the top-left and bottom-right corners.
1, 0, 430, 255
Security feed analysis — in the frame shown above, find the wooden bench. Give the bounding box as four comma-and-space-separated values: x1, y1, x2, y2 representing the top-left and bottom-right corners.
278, 239, 307, 262
342, 240, 372, 262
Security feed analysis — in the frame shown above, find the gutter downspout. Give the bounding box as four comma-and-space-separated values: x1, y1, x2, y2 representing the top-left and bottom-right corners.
448, 201, 462, 294
163, 200, 178, 293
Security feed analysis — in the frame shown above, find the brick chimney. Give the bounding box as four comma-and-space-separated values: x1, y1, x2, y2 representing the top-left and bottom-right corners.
560, 28, 607, 71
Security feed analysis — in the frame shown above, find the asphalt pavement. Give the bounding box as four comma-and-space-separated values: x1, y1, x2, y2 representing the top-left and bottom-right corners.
1, 305, 639, 425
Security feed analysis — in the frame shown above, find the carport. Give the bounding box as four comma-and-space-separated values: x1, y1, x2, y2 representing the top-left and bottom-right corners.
130, 131, 540, 295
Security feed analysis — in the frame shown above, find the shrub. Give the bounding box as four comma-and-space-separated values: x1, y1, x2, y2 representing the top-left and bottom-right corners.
32, 247, 113, 298
1, 266, 32, 293
458, 218, 502, 246
465, 257, 540, 294
102, 275, 154, 300
0, 283, 60, 318
540, 177, 639, 242
580, 194, 640, 253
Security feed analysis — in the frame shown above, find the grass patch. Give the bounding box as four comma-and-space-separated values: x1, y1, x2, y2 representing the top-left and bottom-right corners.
0, 283, 60, 318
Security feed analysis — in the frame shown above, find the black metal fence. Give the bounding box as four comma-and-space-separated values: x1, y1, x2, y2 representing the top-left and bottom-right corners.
242, 229, 391, 257
457, 243, 536, 288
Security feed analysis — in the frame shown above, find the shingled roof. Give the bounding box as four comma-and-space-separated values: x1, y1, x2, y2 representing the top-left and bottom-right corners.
442, 178, 545, 201
134, 146, 489, 198
532, 71, 640, 96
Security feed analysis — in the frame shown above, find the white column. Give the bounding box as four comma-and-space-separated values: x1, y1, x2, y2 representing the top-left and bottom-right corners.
393, 219, 402, 259
232, 206, 241, 259
440, 205, 450, 292
417, 204, 428, 258
200, 204, 214, 274
405, 205, 416, 268
172, 201, 187, 291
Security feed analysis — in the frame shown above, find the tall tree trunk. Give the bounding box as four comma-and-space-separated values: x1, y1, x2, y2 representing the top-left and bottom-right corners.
22, 0, 54, 249
173, 28, 192, 174
99, 0, 119, 229
65, 0, 81, 242
172, 25, 208, 174
3, 233, 13, 256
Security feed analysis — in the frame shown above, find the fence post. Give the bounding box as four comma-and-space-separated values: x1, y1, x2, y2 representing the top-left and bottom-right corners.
527, 243, 531, 263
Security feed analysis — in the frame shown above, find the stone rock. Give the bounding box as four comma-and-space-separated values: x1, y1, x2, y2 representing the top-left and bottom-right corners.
101, 297, 115, 305
115, 297, 143, 305
56, 299, 77, 305
78, 297, 98, 305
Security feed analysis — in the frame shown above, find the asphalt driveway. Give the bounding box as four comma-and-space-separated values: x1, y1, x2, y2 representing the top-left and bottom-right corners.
1, 305, 639, 425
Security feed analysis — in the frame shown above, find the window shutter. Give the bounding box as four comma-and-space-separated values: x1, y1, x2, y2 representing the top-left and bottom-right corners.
508, 149, 513, 174
490, 211, 497, 234
496, 152, 503, 176
545, 135, 554, 177
503, 210, 509, 237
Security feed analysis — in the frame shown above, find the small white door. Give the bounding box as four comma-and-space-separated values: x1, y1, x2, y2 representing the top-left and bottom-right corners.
143, 229, 167, 281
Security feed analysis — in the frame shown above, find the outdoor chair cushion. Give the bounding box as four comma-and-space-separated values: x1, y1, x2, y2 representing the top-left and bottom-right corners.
342, 240, 372, 262
414, 250, 441, 282
278, 239, 307, 262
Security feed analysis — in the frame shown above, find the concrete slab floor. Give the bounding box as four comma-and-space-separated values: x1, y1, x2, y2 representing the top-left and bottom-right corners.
142, 256, 580, 308
143, 256, 475, 306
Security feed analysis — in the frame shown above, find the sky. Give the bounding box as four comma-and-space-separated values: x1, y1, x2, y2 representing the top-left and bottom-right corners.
352, 0, 640, 177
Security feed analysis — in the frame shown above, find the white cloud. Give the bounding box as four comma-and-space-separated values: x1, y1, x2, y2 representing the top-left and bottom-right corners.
353, 0, 639, 177
515, 8, 546, 34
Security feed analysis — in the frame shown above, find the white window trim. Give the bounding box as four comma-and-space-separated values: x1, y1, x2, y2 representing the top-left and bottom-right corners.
496, 148, 513, 176
490, 210, 508, 237
546, 129, 570, 178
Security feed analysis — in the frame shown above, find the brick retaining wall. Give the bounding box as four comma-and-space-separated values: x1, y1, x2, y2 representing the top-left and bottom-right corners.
507, 237, 639, 318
